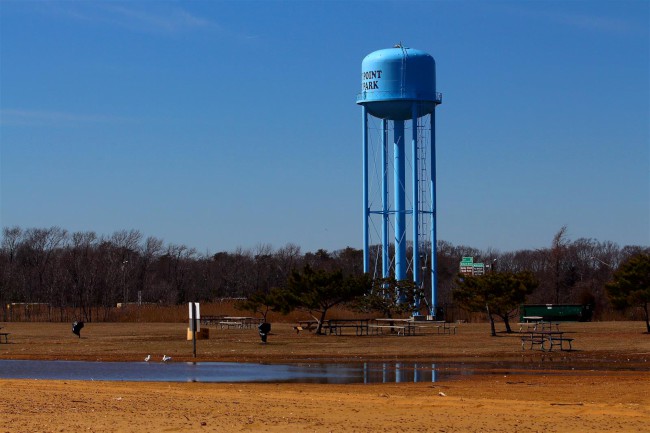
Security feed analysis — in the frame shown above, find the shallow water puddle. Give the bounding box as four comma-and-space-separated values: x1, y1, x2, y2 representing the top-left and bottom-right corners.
0, 360, 638, 384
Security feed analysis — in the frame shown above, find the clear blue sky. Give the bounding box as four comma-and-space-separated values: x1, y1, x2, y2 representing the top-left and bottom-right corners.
1, 0, 648, 254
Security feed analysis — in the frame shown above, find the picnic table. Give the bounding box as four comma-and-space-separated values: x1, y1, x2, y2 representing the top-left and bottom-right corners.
200, 315, 226, 326
327, 319, 370, 336
294, 319, 370, 335
295, 320, 319, 333
414, 320, 458, 335
520, 330, 573, 351
518, 320, 561, 332
369, 318, 416, 336
219, 317, 263, 329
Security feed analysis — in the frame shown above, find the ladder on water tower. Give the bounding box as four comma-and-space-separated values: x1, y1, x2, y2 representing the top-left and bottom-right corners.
417, 117, 430, 249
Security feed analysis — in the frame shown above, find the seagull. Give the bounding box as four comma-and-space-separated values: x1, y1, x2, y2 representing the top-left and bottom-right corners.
144, 355, 151, 362
162, 355, 171, 362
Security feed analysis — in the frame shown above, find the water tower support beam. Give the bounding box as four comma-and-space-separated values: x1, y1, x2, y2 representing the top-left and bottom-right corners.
394, 120, 406, 283
430, 110, 438, 315
362, 107, 369, 274
382, 119, 390, 279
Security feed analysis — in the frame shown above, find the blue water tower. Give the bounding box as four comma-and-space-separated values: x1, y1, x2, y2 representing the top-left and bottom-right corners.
357, 45, 442, 315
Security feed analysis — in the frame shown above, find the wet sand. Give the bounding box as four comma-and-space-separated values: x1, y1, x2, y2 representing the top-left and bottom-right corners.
0, 321, 648, 432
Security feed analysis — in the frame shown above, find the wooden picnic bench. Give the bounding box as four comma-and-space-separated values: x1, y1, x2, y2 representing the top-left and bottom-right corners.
219, 321, 243, 329
413, 321, 457, 335
370, 319, 416, 336
327, 319, 370, 336
368, 324, 410, 336
295, 320, 319, 333
543, 336, 574, 351
435, 322, 457, 335
200, 315, 226, 326
521, 331, 573, 351
214, 317, 263, 330
227, 317, 258, 329
0, 332, 9, 344
520, 334, 545, 350
294, 319, 370, 335
518, 321, 561, 332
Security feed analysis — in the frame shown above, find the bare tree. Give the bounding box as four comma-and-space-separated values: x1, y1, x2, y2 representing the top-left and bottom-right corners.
161, 244, 197, 304
21, 227, 68, 319
276, 243, 302, 285
136, 236, 164, 303
551, 225, 569, 304
66, 231, 99, 322
0, 227, 24, 319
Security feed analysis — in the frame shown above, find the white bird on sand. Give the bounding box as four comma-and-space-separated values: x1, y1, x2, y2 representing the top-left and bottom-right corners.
162, 355, 171, 362
144, 355, 151, 362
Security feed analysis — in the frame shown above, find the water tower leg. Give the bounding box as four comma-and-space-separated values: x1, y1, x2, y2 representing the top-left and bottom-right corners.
362, 107, 369, 274
394, 120, 406, 285
430, 110, 438, 316
382, 119, 390, 279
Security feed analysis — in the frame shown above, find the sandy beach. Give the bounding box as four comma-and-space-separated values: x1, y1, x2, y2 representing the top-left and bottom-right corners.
1, 321, 648, 432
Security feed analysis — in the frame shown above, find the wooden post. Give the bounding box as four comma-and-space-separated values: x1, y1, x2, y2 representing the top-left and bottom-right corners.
189, 302, 200, 358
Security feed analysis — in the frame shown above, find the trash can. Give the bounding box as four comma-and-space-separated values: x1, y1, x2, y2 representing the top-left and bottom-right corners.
72, 321, 84, 338
258, 322, 271, 343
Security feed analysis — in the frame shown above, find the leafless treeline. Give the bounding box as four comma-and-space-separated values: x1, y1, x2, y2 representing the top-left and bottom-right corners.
1, 226, 647, 322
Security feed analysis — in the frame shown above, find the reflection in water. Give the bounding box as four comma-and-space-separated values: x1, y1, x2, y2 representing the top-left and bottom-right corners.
0, 360, 445, 384
362, 363, 437, 384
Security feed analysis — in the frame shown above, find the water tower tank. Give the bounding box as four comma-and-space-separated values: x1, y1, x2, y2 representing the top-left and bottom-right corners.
357, 46, 438, 120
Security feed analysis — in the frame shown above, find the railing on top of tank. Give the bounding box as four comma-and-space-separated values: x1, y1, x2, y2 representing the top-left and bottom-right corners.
356, 91, 442, 104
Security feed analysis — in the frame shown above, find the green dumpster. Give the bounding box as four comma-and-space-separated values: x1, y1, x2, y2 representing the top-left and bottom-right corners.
519, 304, 593, 322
